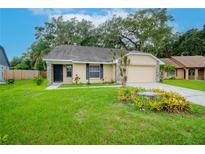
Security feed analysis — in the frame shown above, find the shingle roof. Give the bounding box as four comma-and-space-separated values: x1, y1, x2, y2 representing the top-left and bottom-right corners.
161, 56, 205, 68
44, 45, 126, 63
171, 56, 205, 68
0, 45, 10, 67
160, 58, 184, 68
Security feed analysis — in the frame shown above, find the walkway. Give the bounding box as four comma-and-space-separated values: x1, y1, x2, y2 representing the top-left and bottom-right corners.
46, 84, 121, 90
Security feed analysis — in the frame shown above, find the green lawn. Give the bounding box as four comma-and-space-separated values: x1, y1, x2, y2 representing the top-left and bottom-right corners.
60, 83, 117, 88
0, 80, 205, 144
163, 80, 205, 92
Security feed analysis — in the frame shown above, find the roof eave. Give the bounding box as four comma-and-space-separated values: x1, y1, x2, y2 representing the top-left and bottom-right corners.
126, 52, 165, 64
43, 58, 115, 64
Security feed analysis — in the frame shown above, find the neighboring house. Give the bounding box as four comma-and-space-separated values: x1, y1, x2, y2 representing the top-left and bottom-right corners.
0, 45, 10, 82
43, 45, 163, 85
161, 56, 205, 80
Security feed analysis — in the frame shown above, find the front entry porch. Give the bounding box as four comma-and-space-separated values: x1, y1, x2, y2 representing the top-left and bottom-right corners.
185, 68, 205, 80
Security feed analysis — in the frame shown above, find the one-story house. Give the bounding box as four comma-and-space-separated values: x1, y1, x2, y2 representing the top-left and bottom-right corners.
0, 45, 10, 82
161, 56, 205, 80
43, 45, 163, 85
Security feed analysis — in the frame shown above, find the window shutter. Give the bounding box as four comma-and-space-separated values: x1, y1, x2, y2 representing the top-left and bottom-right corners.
86, 63, 89, 80
100, 64, 103, 79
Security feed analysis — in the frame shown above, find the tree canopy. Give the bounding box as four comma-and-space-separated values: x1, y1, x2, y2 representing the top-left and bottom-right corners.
11, 9, 205, 70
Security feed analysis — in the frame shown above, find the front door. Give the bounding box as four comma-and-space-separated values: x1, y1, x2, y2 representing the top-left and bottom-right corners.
53, 65, 63, 82
189, 69, 195, 80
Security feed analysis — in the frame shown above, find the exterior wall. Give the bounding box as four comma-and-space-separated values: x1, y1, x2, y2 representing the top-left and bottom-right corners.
176, 68, 185, 79
163, 71, 168, 79
198, 69, 204, 80
112, 64, 116, 82
47, 63, 53, 85
63, 65, 72, 83
57, 63, 116, 84
0, 64, 9, 82
103, 64, 115, 82
73, 63, 87, 83
128, 54, 157, 66
204, 68, 205, 80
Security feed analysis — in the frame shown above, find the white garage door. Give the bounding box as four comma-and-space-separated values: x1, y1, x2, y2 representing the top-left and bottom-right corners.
127, 66, 156, 83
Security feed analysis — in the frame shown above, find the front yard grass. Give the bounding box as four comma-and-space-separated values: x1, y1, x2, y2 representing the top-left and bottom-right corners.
0, 80, 205, 144
163, 80, 205, 92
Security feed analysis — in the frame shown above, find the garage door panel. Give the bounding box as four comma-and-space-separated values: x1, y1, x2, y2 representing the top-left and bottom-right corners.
127, 66, 156, 83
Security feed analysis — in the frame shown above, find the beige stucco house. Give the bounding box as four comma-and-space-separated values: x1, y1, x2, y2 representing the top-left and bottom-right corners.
161, 56, 205, 80
43, 45, 162, 85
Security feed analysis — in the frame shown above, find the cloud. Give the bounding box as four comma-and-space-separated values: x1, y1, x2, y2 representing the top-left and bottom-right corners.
52, 9, 129, 26
29, 8, 131, 26
28, 8, 73, 16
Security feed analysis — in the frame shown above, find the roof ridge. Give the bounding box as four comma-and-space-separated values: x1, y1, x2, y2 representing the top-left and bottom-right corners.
59, 44, 122, 51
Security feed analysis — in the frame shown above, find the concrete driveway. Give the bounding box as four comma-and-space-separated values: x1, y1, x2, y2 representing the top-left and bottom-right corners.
127, 83, 205, 106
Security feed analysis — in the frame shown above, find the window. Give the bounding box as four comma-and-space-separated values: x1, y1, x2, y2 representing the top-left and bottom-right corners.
168, 70, 176, 77
89, 65, 100, 78
66, 64, 72, 77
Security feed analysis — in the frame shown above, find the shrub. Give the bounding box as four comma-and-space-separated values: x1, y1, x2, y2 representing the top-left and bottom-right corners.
118, 87, 145, 102
74, 74, 80, 84
133, 90, 191, 113
118, 87, 191, 113
118, 88, 131, 102
33, 76, 44, 86
7, 79, 15, 84
0, 134, 9, 144
161, 91, 191, 113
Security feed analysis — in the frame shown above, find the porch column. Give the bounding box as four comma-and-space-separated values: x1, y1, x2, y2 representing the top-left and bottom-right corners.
185, 68, 189, 80
47, 63, 53, 85
204, 68, 205, 80
195, 68, 198, 80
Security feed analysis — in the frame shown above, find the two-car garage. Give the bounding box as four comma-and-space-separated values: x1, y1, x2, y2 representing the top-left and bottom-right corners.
126, 53, 159, 83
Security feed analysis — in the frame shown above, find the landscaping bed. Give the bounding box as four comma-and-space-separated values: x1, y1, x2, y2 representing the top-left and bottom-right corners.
118, 87, 191, 113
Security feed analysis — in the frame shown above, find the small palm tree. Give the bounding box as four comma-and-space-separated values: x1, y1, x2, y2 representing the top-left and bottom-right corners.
30, 40, 50, 70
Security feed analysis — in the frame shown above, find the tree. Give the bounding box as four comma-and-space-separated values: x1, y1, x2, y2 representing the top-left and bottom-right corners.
14, 58, 31, 70
118, 50, 130, 86
97, 16, 127, 49
122, 9, 174, 56
173, 28, 205, 56
10, 56, 22, 68
35, 17, 97, 47
160, 64, 175, 81
29, 40, 50, 70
